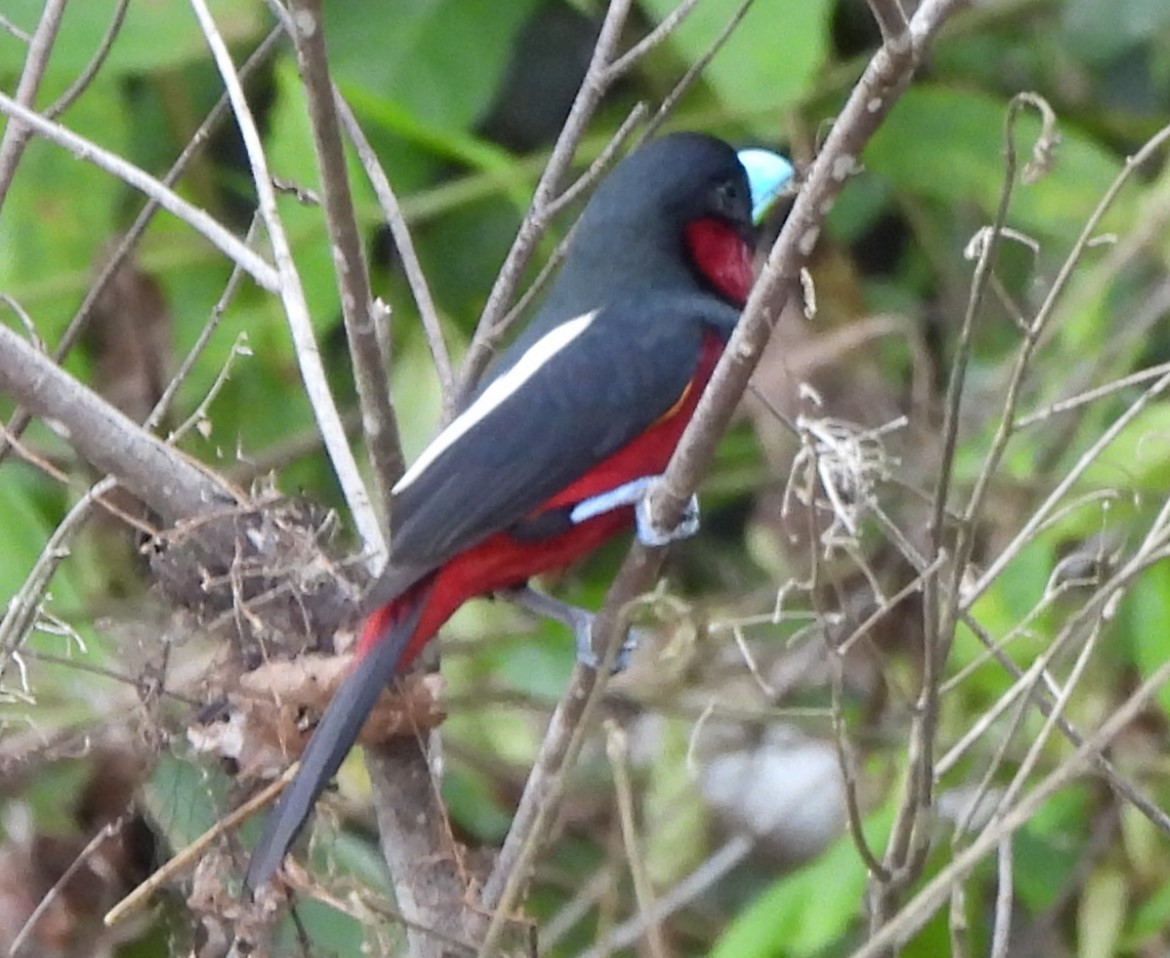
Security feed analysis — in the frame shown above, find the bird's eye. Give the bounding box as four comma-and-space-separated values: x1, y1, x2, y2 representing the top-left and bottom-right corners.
715, 179, 742, 205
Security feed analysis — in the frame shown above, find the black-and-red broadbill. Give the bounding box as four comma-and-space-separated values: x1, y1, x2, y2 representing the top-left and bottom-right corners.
244, 132, 792, 890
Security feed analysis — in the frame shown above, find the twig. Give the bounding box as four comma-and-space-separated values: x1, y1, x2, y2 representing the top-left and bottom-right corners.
573, 836, 754, 958
965, 369, 1170, 607
944, 95, 1061, 601
104, 763, 300, 927
852, 592, 1170, 956
604, 721, 667, 958
878, 88, 1036, 934
865, 0, 909, 43
606, 0, 704, 81
989, 839, 1013, 958
0, 14, 30, 42
543, 104, 647, 222
187, 0, 385, 566
992, 614, 1106, 819
335, 94, 454, 414
0, 0, 67, 208
476, 583, 648, 954
43, 0, 130, 120
0, 477, 118, 677
1015, 356, 1170, 429
640, 0, 757, 143
493, 105, 648, 340
830, 651, 890, 881
167, 334, 252, 444
10, 818, 125, 956
286, 0, 404, 510
150, 215, 264, 433
873, 506, 1170, 838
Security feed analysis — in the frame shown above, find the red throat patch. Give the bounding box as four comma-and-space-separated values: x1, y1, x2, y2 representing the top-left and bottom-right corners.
685, 217, 753, 306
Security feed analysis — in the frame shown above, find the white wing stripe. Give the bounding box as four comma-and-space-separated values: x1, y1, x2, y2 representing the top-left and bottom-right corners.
393, 311, 598, 494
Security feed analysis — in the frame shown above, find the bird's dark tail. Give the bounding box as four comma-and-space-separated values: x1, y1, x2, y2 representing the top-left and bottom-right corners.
243, 593, 427, 893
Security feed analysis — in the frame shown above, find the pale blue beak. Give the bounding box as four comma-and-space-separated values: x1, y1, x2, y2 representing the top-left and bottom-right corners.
737, 148, 794, 224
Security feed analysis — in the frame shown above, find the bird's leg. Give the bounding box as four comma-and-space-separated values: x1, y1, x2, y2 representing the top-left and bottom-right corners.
499, 585, 640, 671
568, 476, 701, 547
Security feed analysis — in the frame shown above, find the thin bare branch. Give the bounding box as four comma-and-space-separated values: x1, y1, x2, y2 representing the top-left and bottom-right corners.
10, 819, 125, 957
851, 608, 1170, 956
150, 216, 263, 433
187, 0, 385, 565
0, 477, 118, 672
641, 0, 757, 143
286, 0, 404, 510
605, 721, 668, 958
605, 0, 703, 80
865, 0, 909, 44
336, 95, 455, 415
574, 836, 755, 958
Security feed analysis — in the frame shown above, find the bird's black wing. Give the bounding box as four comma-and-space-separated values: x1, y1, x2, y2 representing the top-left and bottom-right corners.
386, 293, 728, 572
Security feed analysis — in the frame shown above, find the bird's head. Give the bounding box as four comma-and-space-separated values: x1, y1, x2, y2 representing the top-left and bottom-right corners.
562, 132, 792, 308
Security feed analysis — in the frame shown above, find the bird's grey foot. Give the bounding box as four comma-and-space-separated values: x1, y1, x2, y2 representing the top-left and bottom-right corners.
500, 586, 639, 672
635, 491, 700, 546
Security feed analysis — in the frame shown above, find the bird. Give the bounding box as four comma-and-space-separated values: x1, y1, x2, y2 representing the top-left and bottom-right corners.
244, 131, 792, 891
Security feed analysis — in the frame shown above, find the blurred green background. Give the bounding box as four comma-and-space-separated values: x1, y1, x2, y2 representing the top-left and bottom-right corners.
2, 0, 1170, 955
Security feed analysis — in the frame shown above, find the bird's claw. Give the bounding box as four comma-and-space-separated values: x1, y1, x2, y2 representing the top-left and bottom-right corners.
573, 616, 642, 673
636, 491, 700, 546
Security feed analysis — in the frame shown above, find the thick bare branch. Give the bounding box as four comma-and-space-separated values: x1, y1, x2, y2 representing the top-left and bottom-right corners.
0, 324, 236, 522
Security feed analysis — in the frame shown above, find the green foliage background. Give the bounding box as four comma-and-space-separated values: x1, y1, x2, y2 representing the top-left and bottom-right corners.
2, 0, 1170, 955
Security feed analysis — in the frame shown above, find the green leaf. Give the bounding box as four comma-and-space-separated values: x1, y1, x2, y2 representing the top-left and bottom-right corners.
1080, 402, 1170, 495
1127, 880, 1170, 947
0, 1, 262, 82
711, 808, 891, 958
143, 752, 229, 852
0, 83, 127, 336
639, 0, 832, 119
323, 0, 541, 133
1063, 0, 1170, 63
866, 86, 1128, 242
1120, 561, 1170, 713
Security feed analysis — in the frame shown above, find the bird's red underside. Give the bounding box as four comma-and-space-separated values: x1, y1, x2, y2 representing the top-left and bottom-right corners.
359, 331, 726, 666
